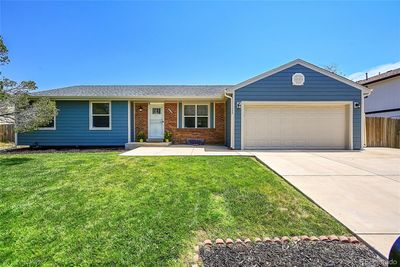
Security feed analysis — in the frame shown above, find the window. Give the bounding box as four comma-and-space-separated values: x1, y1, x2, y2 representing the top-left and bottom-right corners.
183, 104, 209, 128
90, 102, 111, 130
39, 116, 56, 130
152, 108, 161, 114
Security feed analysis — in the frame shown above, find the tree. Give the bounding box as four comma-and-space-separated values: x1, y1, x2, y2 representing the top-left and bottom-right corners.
0, 36, 57, 133
323, 63, 345, 76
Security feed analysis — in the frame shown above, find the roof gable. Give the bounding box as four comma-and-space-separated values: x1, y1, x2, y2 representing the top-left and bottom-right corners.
229, 59, 372, 96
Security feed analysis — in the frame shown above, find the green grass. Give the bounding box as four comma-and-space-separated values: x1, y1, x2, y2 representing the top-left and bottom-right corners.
0, 153, 348, 266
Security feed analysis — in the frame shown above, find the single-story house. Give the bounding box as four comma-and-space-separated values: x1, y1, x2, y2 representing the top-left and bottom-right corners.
17, 59, 372, 150
358, 68, 400, 118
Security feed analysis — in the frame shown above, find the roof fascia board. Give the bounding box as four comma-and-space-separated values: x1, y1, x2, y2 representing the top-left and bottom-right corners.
28, 96, 225, 101
230, 59, 372, 95
360, 74, 400, 86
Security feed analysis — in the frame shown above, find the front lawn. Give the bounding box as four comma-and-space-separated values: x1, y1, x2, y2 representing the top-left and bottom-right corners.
0, 153, 348, 266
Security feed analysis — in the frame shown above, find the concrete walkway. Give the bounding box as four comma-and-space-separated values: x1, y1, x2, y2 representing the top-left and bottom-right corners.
120, 145, 252, 156
121, 146, 400, 258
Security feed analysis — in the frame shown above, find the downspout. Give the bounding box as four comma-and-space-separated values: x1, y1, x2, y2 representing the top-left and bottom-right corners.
128, 101, 131, 143
14, 132, 18, 147
362, 93, 366, 149
224, 90, 234, 149
362, 88, 373, 149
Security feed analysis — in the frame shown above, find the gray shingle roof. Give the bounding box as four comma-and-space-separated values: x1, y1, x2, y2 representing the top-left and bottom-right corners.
357, 68, 400, 85
32, 85, 232, 98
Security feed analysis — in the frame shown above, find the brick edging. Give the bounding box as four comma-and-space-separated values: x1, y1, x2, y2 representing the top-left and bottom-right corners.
190, 235, 360, 266
202, 235, 360, 247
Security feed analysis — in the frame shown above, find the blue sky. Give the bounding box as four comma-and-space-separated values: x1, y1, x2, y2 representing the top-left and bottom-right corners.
1, 1, 399, 90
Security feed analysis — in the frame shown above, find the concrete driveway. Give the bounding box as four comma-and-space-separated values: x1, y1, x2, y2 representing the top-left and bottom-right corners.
254, 148, 400, 258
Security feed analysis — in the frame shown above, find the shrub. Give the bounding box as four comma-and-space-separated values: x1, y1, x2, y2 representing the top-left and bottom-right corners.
136, 132, 146, 142
164, 131, 172, 142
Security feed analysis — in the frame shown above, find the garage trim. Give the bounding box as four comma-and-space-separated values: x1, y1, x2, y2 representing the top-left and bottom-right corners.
240, 101, 353, 150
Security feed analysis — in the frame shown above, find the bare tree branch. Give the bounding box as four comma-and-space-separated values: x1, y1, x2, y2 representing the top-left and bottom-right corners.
323, 63, 345, 76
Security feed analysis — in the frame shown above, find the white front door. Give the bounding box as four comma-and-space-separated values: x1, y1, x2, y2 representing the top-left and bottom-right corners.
148, 104, 164, 139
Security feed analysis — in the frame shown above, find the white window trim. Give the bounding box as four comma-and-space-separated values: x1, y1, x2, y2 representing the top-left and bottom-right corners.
182, 103, 210, 128
38, 116, 56, 130
89, 101, 112, 130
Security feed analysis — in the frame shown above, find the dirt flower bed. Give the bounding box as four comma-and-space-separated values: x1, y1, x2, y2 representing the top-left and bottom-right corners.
199, 239, 386, 267
0, 146, 125, 154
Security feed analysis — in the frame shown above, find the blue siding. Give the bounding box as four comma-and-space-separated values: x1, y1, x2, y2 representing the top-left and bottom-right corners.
18, 100, 129, 146
225, 98, 231, 147
234, 64, 362, 149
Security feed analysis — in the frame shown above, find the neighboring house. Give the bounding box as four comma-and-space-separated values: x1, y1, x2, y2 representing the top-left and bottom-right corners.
358, 68, 400, 118
17, 59, 372, 150
0, 105, 14, 125
0, 117, 13, 125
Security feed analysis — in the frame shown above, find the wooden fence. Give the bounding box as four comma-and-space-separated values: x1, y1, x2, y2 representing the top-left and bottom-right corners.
366, 117, 400, 148
0, 124, 15, 143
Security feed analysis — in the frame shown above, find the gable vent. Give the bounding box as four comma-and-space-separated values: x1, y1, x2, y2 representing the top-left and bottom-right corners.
292, 73, 305, 86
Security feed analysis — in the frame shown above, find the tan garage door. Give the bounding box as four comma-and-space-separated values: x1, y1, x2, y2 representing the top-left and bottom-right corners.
243, 104, 350, 149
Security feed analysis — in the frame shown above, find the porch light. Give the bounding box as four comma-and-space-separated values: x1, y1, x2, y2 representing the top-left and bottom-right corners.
138, 106, 143, 112
236, 102, 242, 109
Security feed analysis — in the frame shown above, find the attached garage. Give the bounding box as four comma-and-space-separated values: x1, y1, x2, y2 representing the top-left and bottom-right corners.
229, 59, 372, 150
242, 102, 352, 149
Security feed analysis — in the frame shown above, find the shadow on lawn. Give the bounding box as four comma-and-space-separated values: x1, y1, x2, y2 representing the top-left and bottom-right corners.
0, 157, 32, 166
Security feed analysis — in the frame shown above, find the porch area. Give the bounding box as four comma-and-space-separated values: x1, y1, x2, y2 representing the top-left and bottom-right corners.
120, 145, 250, 156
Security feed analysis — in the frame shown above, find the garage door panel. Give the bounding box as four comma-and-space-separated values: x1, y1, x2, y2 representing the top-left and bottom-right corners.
243, 104, 348, 149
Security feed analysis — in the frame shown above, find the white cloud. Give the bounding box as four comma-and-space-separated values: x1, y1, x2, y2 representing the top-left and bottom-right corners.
347, 61, 400, 81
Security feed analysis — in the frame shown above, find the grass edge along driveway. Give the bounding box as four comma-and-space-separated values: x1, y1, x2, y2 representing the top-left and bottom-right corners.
0, 152, 349, 266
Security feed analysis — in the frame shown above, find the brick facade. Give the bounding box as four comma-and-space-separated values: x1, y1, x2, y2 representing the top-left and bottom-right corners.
134, 102, 148, 140
164, 102, 178, 135
133, 101, 225, 144
164, 102, 225, 145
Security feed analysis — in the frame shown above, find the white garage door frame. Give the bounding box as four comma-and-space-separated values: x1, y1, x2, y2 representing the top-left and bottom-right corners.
240, 101, 353, 150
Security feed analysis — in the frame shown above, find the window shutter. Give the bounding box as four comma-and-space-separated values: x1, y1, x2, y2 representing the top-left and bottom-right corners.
178, 102, 182, 128
210, 102, 215, 128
